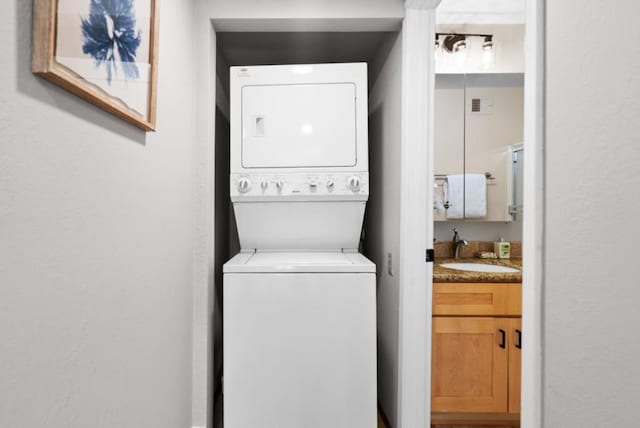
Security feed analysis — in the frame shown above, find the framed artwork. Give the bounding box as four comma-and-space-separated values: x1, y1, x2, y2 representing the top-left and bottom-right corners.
32, 0, 159, 131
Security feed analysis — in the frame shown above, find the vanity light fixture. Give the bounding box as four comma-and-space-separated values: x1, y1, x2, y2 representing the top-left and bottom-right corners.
436, 32, 494, 54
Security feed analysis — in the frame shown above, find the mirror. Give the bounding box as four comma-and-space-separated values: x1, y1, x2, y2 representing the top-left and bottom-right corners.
434, 73, 524, 222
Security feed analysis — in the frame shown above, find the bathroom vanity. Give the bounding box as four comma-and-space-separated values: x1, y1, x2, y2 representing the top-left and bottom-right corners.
431, 258, 522, 426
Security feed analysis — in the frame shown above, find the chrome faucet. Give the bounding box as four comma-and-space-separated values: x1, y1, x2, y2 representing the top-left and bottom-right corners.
452, 228, 468, 259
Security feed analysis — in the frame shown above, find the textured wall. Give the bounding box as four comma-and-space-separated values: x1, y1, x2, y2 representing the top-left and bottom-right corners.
0, 1, 197, 427
544, 1, 640, 426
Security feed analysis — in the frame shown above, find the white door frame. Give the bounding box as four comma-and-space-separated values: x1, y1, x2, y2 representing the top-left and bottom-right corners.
521, 0, 545, 426
397, 2, 440, 427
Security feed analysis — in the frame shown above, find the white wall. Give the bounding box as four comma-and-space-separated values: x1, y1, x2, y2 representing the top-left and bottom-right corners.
543, 1, 640, 426
0, 1, 197, 427
366, 31, 403, 427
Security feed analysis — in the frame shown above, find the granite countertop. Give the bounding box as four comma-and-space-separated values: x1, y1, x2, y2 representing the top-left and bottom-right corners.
433, 258, 522, 283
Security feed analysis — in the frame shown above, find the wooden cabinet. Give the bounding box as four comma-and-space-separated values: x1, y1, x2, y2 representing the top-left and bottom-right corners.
433, 283, 521, 316
431, 283, 522, 418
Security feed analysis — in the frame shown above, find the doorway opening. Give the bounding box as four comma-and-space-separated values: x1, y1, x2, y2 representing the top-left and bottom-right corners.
209, 26, 407, 428
428, 1, 543, 427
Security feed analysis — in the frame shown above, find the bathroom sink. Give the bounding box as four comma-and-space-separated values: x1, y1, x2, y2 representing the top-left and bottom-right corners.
440, 262, 520, 273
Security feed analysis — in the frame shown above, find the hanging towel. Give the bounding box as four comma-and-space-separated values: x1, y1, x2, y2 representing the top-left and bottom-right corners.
445, 173, 487, 219
464, 173, 487, 218
444, 174, 464, 219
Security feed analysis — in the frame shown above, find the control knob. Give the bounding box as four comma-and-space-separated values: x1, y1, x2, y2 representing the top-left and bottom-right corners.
326, 179, 335, 191
260, 180, 269, 191
275, 180, 284, 192
346, 176, 361, 192
237, 178, 252, 193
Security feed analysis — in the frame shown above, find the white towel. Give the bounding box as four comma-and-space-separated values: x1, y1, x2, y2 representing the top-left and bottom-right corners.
464, 173, 487, 218
444, 173, 487, 219
444, 174, 464, 219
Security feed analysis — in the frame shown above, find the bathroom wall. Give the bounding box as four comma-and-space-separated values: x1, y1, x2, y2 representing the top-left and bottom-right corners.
544, 1, 640, 426
366, 30, 403, 427
0, 1, 197, 427
434, 220, 522, 243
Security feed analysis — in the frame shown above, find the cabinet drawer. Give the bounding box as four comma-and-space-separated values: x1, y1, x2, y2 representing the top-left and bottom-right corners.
433, 283, 522, 316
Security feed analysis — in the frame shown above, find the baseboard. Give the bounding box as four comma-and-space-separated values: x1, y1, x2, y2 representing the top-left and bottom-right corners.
431, 412, 520, 426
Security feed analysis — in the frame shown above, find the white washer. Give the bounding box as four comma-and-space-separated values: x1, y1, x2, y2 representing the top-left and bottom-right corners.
223, 251, 376, 428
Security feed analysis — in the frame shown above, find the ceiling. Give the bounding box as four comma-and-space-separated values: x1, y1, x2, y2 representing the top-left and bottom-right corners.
436, 0, 525, 24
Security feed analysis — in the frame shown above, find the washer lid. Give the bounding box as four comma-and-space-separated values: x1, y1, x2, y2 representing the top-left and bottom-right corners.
223, 251, 375, 273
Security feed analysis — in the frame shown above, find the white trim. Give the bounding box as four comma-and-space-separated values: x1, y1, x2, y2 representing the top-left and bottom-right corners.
210, 17, 403, 32
192, 9, 217, 428
397, 2, 439, 427
521, 0, 544, 426
405, 0, 441, 10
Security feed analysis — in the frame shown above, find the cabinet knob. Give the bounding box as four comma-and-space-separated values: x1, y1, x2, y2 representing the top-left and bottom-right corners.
515, 329, 522, 349
499, 329, 506, 349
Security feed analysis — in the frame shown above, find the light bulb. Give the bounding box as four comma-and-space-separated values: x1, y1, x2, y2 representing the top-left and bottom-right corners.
483, 36, 494, 51
454, 40, 467, 52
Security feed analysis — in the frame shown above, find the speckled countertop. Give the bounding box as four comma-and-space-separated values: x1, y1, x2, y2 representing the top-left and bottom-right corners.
433, 258, 522, 283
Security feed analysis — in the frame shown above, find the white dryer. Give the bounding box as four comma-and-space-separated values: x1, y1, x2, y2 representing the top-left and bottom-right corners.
223, 63, 376, 428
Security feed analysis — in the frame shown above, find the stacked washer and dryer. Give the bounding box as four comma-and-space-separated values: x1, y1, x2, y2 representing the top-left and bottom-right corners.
223, 63, 377, 428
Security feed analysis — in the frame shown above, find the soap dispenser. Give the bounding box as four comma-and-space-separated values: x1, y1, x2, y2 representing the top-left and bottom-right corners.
494, 237, 511, 259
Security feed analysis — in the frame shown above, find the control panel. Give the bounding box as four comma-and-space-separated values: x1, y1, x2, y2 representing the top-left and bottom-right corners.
230, 172, 369, 200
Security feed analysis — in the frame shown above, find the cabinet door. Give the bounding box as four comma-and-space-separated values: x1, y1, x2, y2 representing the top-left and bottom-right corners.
509, 318, 522, 413
432, 317, 509, 412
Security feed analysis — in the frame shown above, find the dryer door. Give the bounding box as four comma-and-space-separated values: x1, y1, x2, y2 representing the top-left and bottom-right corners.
241, 83, 357, 168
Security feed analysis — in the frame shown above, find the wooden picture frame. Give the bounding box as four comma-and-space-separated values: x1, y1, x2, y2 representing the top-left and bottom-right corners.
32, 0, 159, 132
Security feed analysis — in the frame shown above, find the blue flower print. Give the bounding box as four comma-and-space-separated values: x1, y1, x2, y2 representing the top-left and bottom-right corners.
81, 0, 143, 85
